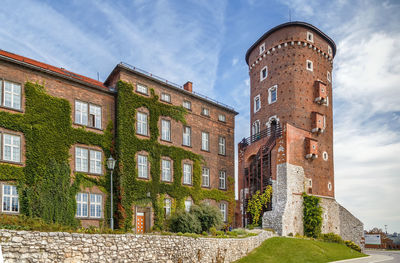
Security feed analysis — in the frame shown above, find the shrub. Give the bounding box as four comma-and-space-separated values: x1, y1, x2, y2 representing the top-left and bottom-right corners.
345, 240, 362, 252
210, 227, 217, 236
320, 233, 344, 244
302, 193, 323, 238
288, 232, 293, 237
190, 204, 223, 232
202, 231, 208, 236
168, 211, 202, 234
227, 231, 238, 237
216, 231, 224, 236
232, 228, 247, 236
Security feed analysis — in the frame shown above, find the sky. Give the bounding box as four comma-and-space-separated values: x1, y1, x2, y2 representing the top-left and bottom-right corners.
1, 0, 399, 233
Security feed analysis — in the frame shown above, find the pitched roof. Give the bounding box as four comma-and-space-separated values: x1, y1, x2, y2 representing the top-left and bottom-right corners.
0, 49, 107, 90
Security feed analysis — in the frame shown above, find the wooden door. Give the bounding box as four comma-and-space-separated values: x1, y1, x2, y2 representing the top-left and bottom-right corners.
136, 212, 145, 234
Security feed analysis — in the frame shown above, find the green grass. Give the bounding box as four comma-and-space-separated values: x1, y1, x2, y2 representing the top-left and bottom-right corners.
235, 237, 367, 263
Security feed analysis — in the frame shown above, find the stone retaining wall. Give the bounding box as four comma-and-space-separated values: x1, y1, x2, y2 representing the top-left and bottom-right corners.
0, 229, 276, 263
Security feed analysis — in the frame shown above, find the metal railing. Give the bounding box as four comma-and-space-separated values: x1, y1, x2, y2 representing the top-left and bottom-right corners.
239, 124, 282, 147
119, 62, 236, 111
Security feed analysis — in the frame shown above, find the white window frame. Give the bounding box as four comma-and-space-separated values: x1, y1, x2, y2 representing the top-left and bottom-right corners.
76, 193, 88, 217
89, 149, 102, 174
183, 163, 192, 185
202, 107, 210, 116
259, 43, 266, 55
89, 104, 102, 129
164, 198, 172, 217
161, 93, 171, 103
75, 101, 102, 129
307, 31, 314, 43
136, 112, 148, 136
219, 203, 227, 222
161, 159, 172, 182
75, 100, 88, 126
327, 71, 331, 83
182, 126, 191, 146
75, 147, 102, 174
306, 60, 313, 72
254, 94, 261, 112
219, 171, 226, 190
328, 45, 332, 56
201, 132, 209, 151
2, 184, 19, 212
323, 151, 328, 161
183, 100, 191, 110
252, 120, 260, 136
218, 136, 226, 155
268, 85, 278, 104
184, 199, 192, 212
161, 119, 171, 141
218, 114, 226, 122
137, 154, 148, 179
2, 133, 21, 163
75, 147, 89, 172
328, 182, 332, 191
202, 167, 210, 187
90, 194, 102, 218
260, 66, 268, 81
136, 84, 148, 95
2, 80, 21, 110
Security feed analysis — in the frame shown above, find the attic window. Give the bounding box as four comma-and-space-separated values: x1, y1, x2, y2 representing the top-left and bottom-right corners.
307, 32, 314, 43
259, 43, 266, 55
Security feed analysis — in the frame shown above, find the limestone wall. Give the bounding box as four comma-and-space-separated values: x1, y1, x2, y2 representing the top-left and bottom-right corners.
0, 229, 276, 263
339, 205, 364, 247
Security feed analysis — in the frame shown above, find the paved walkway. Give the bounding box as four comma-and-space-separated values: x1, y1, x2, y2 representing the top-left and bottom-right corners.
331, 250, 400, 263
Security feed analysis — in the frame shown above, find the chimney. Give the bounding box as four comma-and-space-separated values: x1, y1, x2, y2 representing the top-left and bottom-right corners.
183, 81, 193, 92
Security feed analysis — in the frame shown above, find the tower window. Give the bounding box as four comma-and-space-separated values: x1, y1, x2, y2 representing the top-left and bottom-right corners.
260, 66, 268, 81
306, 60, 313, 71
268, 85, 278, 104
323, 151, 328, 161
327, 71, 331, 82
252, 120, 260, 136
328, 182, 332, 191
307, 32, 314, 43
259, 43, 266, 55
254, 95, 261, 112
328, 45, 332, 56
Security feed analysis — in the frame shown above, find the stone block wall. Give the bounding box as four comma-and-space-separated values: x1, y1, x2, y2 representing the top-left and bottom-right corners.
0, 229, 276, 263
339, 205, 364, 248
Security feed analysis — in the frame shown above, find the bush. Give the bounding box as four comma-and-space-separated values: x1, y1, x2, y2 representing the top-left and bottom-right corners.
168, 211, 202, 234
320, 233, 344, 244
303, 193, 323, 238
190, 204, 223, 232
345, 240, 362, 252
202, 231, 208, 236
227, 231, 238, 237
216, 230, 224, 236
288, 232, 293, 237
232, 228, 247, 236
210, 227, 217, 236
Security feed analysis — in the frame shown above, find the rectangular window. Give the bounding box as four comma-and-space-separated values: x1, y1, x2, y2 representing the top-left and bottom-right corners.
89, 150, 102, 174
161, 159, 171, 182
327, 71, 331, 82
260, 66, 268, 81
183, 126, 191, 146
307, 60, 313, 71
3, 134, 20, 163
183, 163, 192, 185
202, 167, 210, 187
136, 84, 148, 95
218, 114, 226, 122
201, 132, 209, 151
201, 107, 209, 116
268, 85, 278, 104
219, 171, 226, 189
254, 95, 261, 112
161, 119, 171, 141
2, 81, 21, 110
89, 104, 102, 129
75, 147, 89, 172
136, 112, 148, 136
2, 185, 19, 212
90, 194, 102, 218
219, 203, 227, 222
218, 136, 226, 155
307, 32, 314, 42
161, 93, 171, 102
137, 154, 148, 178
259, 43, 266, 54
185, 200, 192, 212
328, 45, 332, 56
183, 100, 191, 110
75, 101, 88, 126
76, 193, 88, 217
164, 198, 171, 217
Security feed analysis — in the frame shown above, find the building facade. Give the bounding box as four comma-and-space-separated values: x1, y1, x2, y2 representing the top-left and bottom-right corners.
0, 50, 236, 232
236, 22, 363, 246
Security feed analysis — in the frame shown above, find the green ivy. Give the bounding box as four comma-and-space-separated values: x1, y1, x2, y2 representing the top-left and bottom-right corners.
116, 80, 235, 230
303, 193, 323, 238
246, 185, 272, 226
0, 82, 112, 226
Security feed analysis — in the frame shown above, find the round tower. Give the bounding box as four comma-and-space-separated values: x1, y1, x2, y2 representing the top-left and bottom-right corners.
246, 21, 336, 198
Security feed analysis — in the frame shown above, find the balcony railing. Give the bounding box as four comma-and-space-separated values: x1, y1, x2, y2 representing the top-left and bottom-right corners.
239, 124, 282, 147
119, 62, 236, 111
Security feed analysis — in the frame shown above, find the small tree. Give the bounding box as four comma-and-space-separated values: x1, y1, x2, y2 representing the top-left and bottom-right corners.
190, 203, 222, 232
247, 185, 272, 226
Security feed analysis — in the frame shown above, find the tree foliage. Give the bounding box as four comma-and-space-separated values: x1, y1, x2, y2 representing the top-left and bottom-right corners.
190, 204, 223, 232
246, 185, 272, 226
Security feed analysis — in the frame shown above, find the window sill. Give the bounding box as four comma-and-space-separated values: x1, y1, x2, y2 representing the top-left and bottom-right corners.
136, 91, 149, 96
1, 211, 19, 215
218, 153, 227, 157
0, 160, 23, 166
160, 100, 172, 104
182, 144, 192, 148
201, 114, 210, 118
183, 108, 192, 111
161, 180, 173, 184
73, 123, 104, 131
183, 183, 193, 187
161, 139, 172, 143
137, 177, 150, 180
74, 171, 103, 176
136, 133, 150, 138
0, 106, 23, 113
218, 120, 226, 123
76, 216, 103, 220
218, 188, 227, 191
201, 149, 210, 153
201, 185, 211, 189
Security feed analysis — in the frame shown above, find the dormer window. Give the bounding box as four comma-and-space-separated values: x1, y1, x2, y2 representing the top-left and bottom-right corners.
259, 43, 266, 55
307, 32, 314, 43
260, 66, 268, 81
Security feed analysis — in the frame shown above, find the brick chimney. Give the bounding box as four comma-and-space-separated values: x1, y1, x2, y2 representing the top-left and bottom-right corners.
183, 81, 193, 92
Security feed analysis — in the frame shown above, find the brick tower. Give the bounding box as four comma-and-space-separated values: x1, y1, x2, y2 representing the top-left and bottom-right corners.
236, 22, 363, 244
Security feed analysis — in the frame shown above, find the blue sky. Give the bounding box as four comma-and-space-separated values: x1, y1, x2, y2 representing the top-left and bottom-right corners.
1, 0, 399, 232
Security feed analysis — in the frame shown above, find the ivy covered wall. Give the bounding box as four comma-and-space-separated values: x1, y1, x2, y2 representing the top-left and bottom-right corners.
116, 81, 235, 230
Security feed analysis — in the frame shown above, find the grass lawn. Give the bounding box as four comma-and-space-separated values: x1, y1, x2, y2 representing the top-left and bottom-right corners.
235, 237, 367, 263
